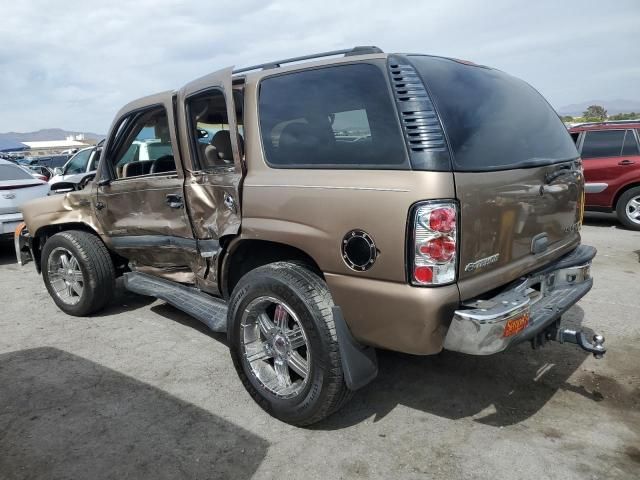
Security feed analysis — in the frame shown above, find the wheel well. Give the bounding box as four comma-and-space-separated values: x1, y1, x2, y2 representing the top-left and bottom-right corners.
612, 182, 640, 210
223, 239, 323, 298
31, 223, 125, 274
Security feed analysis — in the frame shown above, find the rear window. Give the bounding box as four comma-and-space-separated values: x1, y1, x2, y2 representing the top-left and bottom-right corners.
0, 164, 34, 181
408, 56, 578, 171
581, 130, 625, 158
258, 63, 408, 169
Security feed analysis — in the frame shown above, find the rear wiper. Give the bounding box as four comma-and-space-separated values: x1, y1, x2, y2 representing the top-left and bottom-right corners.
544, 165, 574, 184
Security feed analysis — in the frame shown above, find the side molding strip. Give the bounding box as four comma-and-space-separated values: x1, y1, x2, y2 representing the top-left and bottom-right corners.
111, 235, 198, 251
584, 183, 608, 194
110, 235, 221, 256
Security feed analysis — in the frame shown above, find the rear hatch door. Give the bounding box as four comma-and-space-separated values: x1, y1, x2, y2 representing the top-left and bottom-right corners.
407, 56, 583, 298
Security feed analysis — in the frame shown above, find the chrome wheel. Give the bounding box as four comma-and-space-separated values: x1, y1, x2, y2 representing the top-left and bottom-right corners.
47, 247, 84, 305
241, 296, 311, 398
626, 195, 640, 225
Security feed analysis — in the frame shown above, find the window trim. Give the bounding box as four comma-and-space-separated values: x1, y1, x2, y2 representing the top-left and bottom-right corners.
580, 129, 627, 159
256, 60, 410, 170
105, 104, 178, 182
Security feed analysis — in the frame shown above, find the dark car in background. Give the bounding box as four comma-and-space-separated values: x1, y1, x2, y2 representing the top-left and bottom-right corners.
36, 155, 71, 169
569, 121, 640, 230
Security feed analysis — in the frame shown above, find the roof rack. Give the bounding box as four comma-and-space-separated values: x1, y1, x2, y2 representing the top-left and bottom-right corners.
572, 119, 640, 128
232, 46, 384, 74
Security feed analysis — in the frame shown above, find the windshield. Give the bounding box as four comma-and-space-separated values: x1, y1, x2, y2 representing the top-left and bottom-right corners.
0, 164, 34, 181
64, 149, 92, 175
408, 55, 578, 171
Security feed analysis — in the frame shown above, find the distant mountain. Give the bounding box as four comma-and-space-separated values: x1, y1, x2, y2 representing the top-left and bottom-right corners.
0, 128, 105, 142
557, 99, 640, 116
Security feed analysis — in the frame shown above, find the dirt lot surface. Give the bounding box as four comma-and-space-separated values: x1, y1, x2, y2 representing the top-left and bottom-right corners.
0, 213, 638, 480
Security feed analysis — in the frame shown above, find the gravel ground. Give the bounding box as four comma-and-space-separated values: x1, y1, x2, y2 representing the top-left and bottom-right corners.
0, 213, 638, 479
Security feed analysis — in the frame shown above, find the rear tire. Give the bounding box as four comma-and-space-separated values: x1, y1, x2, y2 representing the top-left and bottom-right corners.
41, 230, 116, 316
228, 262, 352, 426
615, 186, 640, 230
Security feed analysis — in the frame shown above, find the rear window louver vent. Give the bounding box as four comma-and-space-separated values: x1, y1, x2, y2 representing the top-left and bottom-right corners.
388, 57, 451, 170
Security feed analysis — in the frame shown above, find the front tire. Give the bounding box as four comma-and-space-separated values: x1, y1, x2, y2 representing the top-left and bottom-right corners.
228, 262, 351, 426
616, 186, 640, 230
41, 230, 116, 316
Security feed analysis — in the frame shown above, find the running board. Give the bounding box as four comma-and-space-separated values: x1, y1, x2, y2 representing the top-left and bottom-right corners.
123, 272, 228, 332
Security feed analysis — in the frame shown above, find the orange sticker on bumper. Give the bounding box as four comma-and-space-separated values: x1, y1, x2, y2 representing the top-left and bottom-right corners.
503, 312, 530, 337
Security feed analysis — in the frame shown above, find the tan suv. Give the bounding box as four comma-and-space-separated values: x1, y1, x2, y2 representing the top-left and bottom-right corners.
15, 47, 606, 425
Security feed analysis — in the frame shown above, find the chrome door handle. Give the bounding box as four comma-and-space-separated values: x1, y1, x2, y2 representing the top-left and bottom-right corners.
166, 194, 184, 208
618, 159, 635, 166
223, 192, 236, 212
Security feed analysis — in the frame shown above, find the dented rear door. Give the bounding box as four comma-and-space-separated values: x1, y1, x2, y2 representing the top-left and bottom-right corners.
175, 67, 244, 293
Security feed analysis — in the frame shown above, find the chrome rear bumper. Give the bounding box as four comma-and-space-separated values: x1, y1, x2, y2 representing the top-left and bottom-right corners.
444, 245, 596, 355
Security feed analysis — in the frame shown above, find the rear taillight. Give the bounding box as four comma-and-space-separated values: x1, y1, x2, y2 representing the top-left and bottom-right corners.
410, 201, 457, 285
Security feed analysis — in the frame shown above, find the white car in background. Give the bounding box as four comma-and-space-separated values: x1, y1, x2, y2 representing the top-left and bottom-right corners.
0, 160, 49, 239
48, 146, 100, 188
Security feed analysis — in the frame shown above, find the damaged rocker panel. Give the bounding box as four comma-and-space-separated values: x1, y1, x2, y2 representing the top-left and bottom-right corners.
110, 235, 220, 257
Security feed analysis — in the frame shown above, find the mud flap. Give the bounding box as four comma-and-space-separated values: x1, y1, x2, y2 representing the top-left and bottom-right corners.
332, 306, 378, 390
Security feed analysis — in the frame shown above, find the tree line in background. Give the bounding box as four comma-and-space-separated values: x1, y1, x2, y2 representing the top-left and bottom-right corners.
561, 105, 639, 123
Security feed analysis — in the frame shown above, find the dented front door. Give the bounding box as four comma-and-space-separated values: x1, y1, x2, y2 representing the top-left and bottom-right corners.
95, 94, 197, 281
176, 66, 243, 293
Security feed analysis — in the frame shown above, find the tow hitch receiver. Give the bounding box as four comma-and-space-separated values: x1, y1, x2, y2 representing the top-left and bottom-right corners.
532, 321, 606, 358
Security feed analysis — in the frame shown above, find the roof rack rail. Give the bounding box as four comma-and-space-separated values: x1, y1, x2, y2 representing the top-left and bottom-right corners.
232, 46, 384, 74
572, 119, 640, 127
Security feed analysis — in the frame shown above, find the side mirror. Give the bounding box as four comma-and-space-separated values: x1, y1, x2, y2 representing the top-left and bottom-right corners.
53, 167, 63, 176
197, 128, 209, 139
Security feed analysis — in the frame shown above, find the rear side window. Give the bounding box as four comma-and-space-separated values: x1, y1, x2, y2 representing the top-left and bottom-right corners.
622, 130, 639, 156
258, 63, 408, 169
408, 56, 578, 171
581, 130, 625, 158
0, 164, 33, 181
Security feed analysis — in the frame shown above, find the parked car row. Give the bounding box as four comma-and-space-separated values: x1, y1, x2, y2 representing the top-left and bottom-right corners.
0, 144, 105, 239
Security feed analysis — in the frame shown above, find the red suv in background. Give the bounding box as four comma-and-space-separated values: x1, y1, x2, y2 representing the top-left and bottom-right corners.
569, 121, 640, 230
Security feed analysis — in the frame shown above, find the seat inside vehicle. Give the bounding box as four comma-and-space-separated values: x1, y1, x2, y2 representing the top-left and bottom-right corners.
204, 130, 243, 166
150, 155, 176, 174
122, 160, 153, 177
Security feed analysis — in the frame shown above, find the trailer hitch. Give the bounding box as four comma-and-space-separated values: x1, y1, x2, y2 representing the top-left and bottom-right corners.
532, 321, 606, 358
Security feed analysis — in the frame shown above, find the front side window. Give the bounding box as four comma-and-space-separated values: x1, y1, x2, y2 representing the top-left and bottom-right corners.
581, 130, 625, 159
259, 63, 407, 169
64, 149, 92, 175
111, 107, 176, 179
187, 90, 244, 170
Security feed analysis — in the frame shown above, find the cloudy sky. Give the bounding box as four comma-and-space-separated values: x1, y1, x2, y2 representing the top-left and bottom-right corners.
0, 0, 638, 133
